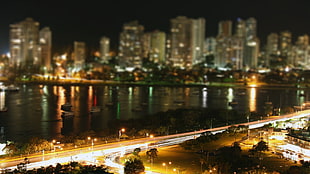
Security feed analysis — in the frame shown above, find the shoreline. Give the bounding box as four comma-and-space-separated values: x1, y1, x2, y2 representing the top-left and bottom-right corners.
12, 79, 310, 89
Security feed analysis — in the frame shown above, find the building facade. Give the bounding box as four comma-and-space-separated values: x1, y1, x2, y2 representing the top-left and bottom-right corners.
243, 17, 259, 70
73, 41, 86, 71
149, 30, 166, 64
100, 36, 110, 63
169, 16, 205, 69
10, 18, 40, 68
39, 27, 52, 73
118, 21, 144, 69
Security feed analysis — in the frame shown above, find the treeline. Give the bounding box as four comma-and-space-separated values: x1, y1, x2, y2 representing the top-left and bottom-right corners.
4, 162, 112, 174
107, 107, 262, 137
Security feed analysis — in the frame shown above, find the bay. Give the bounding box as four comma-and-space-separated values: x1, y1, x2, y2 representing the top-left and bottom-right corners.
0, 84, 307, 143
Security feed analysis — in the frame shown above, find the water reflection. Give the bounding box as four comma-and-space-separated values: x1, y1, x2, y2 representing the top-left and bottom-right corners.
0, 91, 5, 111
249, 87, 257, 112
202, 88, 208, 108
0, 84, 306, 142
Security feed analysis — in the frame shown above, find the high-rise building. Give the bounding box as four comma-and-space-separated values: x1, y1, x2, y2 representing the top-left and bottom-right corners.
149, 30, 166, 64
169, 16, 191, 67
279, 31, 292, 61
142, 33, 151, 59
118, 21, 144, 68
39, 27, 52, 73
165, 34, 172, 65
141, 30, 166, 64
169, 16, 205, 68
291, 34, 310, 67
243, 17, 259, 69
218, 20, 232, 37
73, 41, 86, 71
10, 18, 40, 68
205, 37, 216, 55
191, 18, 206, 65
266, 33, 279, 67
235, 18, 246, 38
215, 36, 243, 70
215, 19, 243, 70
100, 37, 110, 63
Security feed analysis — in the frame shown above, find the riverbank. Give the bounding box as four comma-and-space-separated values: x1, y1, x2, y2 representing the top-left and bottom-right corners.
12, 78, 310, 89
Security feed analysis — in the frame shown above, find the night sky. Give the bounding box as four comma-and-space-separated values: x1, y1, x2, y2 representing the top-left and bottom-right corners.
0, 0, 310, 54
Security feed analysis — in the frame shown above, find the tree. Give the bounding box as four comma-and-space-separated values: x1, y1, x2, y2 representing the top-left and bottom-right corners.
146, 148, 158, 163
133, 148, 141, 157
254, 140, 268, 152
124, 158, 145, 174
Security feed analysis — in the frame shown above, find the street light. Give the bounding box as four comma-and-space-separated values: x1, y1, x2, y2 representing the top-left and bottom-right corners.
51, 139, 56, 152
162, 162, 172, 173
301, 103, 306, 111
173, 168, 180, 174
119, 128, 125, 140
87, 137, 97, 151
162, 163, 167, 173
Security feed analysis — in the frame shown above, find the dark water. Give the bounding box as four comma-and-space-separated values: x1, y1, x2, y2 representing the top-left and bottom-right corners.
0, 84, 307, 142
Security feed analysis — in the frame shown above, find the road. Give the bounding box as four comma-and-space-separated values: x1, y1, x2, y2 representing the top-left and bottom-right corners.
1, 110, 310, 173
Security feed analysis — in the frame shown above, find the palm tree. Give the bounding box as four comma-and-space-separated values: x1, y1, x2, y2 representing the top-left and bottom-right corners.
146, 148, 158, 164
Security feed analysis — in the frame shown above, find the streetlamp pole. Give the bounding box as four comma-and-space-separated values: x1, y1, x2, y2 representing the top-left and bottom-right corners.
87, 137, 97, 151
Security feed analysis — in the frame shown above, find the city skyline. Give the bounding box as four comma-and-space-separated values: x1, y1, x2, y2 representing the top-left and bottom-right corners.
1, 0, 310, 54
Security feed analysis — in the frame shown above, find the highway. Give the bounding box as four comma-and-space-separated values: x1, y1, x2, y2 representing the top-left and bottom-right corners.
1, 109, 310, 173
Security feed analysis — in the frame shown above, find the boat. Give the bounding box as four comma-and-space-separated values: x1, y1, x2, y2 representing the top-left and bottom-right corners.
174, 100, 185, 105
192, 91, 200, 95
61, 102, 72, 111
5, 85, 20, 92
105, 102, 114, 107
90, 106, 101, 113
237, 91, 246, 95
228, 101, 238, 106
0, 84, 20, 92
61, 111, 74, 119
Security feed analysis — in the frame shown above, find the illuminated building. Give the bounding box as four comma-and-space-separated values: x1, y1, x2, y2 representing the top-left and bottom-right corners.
205, 37, 216, 56
279, 31, 292, 63
100, 36, 110, 63
9, 18, 40, 68
145, 30, 166, 64
215, 20, 243, 70
265, 33, 279, 67
218, 20, 232, 37
9, 18, 52, 73
142, 33, 151, 60
118, 20, 144, 69
235, 18, 245, 38
192, 18, 206, 65
243, 17, 259, 70
281, 131, 310, 162
39, 27, 52, 73
73, 41, 86, 71
291, 34, 310, 68
169, 16, 205, 68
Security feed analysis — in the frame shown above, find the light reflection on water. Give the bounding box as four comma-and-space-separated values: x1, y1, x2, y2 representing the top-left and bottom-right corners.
0, 84, 306, 142
250, 87, 256, 112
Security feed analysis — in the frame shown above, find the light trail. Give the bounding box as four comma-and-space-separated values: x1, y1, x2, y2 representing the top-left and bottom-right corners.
1, 110, 310, 173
